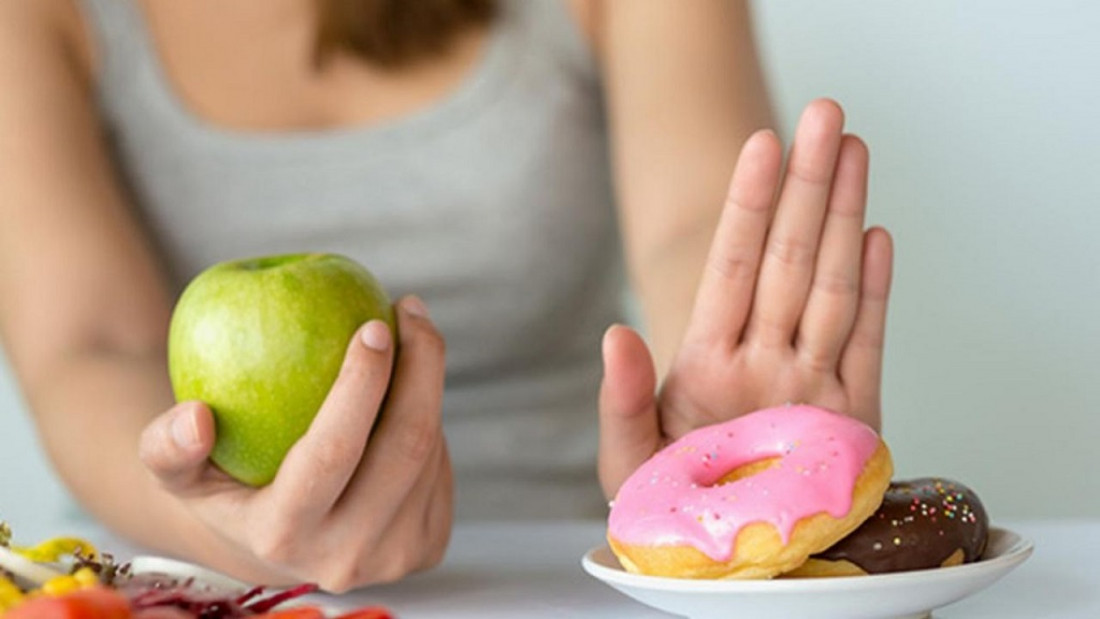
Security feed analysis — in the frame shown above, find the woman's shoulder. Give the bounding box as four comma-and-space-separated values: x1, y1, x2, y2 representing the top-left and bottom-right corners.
0, 0, 96, 86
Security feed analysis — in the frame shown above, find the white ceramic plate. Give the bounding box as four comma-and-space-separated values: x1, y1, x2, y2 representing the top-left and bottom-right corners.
582, 526, 1032, 619
129, 555, 253, 592
127, 556, 342, 615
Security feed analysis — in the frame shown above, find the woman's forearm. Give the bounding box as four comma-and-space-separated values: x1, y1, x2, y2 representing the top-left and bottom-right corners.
23, 348, 202, 554
597, 0, 774, 379
23, 349, 345, 584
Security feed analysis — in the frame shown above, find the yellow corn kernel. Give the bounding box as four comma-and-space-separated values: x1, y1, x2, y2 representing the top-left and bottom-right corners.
40, 575, 80, 596
72, 567, 99, 588
13, 537, 98, 562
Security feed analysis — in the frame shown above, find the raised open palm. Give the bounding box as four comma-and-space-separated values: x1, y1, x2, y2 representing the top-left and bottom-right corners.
599, 99, 894, 497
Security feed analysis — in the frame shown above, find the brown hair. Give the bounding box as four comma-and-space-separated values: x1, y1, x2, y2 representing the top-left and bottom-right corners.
314, 0, 497, 69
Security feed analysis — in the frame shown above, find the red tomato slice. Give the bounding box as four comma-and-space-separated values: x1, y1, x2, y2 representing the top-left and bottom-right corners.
131, 608, 195, 619
5, 587, 132, 619
250, 607, 326, 619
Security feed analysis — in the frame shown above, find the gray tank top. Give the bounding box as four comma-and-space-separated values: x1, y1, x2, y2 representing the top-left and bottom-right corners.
77, 0, 624, 519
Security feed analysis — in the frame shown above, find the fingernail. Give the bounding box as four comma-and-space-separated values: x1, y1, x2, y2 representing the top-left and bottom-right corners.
171, 408, 200, 449
602, 324, 621, 354
360, 320, 392, 351
401, 295, 429, 318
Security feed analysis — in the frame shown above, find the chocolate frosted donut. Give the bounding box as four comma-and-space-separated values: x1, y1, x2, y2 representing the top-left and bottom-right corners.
786, 478, 989, 576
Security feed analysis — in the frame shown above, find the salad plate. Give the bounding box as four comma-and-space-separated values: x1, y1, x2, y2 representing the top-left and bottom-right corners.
128, 555, 253, 592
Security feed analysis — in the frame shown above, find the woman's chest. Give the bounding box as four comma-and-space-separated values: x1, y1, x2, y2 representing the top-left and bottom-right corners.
131, 0, 493, 133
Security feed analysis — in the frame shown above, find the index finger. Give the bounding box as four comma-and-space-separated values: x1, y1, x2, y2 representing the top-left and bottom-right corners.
333, 296, 447, 522
267, 320, 395, 521
683, 129, 782, 349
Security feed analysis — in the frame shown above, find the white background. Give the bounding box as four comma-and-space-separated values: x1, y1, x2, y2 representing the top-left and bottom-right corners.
1, 1, 1097, 530
752, 1, 1100, 518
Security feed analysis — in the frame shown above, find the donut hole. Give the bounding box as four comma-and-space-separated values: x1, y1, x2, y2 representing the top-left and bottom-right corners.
716, 457, 782, 486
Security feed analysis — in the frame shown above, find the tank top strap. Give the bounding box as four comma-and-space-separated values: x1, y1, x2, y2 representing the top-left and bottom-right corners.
74, 0, 152, 99
506, 0, 599, 87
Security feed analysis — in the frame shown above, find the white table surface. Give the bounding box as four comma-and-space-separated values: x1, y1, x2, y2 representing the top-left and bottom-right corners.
4, 507, 1098, 619
332, 519, 1096, 618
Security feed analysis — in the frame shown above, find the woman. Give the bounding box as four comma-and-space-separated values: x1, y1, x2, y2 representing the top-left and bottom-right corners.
0, 0, 892, 591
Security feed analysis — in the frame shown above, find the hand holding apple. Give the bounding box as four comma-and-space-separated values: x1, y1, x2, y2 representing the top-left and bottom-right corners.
167, 252, 395, 485
137, 260, 452, 591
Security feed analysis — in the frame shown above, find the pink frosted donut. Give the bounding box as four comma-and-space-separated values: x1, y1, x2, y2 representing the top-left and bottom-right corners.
607, 404, 892, 579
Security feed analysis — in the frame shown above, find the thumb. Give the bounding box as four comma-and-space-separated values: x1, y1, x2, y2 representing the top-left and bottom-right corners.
598, 324, 661, 500
139, 400, 217, 492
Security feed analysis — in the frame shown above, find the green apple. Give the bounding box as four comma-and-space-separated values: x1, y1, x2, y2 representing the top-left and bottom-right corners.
167, 252, 395, 486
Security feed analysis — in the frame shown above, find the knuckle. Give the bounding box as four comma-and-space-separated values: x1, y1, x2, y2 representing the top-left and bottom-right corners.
398, 418, 439, 464
812, 272, 859, 297
319, 561, 361, 594
746, 313, 793, 347
392, 545, 425, 580
425, 543, 447, 570
249, 521, 298, 566
374, 561, 409, 585
342, 550, 410, 586
399, 313, 445, 355
787, 160, 833, 187
861, 286, 890, 304
706, 250, 757, 283
766, 236, 814, 269
726, 190, 770, 214
302, 439, 355, 475
849, 329, 885, 350
798, 346, 836, 374
412, 325, 447, 359
425, 526, 450, 569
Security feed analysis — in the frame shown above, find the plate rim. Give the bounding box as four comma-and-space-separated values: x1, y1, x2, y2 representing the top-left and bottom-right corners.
581, 525, 1033, 593
128, 555, 253, 592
